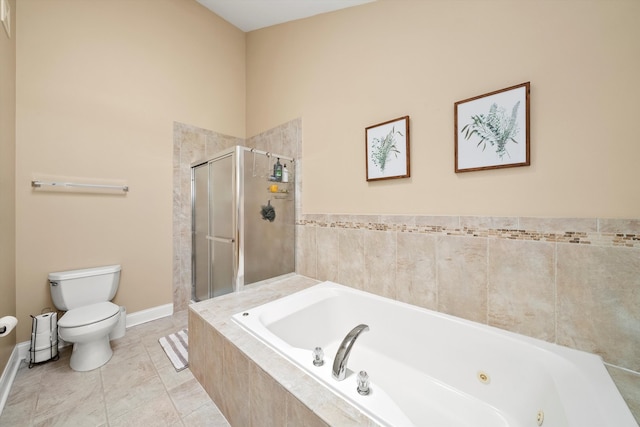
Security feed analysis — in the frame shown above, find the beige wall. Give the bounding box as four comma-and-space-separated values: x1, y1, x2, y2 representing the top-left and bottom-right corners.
246, 0, 640, 218
14, 0, 245, 342
7, 0, 639, 348
0, 0, 16, 367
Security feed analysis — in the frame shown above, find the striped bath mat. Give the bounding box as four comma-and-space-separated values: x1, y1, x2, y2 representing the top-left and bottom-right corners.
159, 329, 188, 371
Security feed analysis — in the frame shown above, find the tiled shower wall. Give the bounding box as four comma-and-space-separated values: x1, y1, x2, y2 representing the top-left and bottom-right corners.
172, 119, 302, 311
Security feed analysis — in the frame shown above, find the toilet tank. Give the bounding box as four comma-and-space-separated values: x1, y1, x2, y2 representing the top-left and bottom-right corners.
49, 265, 121, 311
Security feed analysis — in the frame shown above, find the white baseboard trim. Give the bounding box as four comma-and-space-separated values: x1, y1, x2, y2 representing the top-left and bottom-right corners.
125, 303, 173, 328
0, 303, 173, 415
0, 343, 23, 416
15, 341, 30, 366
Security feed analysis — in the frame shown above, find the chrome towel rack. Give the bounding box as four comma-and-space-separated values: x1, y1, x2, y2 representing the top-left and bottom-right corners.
31, 180, 129, 192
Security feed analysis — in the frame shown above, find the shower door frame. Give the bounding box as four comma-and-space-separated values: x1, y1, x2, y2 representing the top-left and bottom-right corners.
191, 145, 295, 302
191, 146, 244, 301
191, 161, 210, 302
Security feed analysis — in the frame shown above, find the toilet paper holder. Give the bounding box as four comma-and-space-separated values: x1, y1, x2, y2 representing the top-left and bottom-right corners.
0, 315, 18, 336
29, 312, 59, 368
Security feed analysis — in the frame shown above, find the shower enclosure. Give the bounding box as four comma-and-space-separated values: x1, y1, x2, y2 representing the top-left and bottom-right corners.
191, 146, 295, 301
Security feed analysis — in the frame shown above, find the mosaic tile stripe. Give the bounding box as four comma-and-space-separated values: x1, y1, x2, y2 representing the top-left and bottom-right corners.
297, 216, 640, 248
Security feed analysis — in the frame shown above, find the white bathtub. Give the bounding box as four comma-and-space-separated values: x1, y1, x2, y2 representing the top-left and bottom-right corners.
232, 281, 636, 427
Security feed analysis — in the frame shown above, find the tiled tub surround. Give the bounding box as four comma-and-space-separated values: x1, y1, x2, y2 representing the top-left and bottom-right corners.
296, 214, 640, 422
172, 119, 302, 312
188, 275, 381, 427
232, 282, 636, 426
189, 273, 639, 426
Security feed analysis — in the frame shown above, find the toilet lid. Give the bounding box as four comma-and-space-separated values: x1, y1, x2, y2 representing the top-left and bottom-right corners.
58, 302, 120, 328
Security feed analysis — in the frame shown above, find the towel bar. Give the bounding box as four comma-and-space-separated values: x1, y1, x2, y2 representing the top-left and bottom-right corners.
32, 180, 129, 192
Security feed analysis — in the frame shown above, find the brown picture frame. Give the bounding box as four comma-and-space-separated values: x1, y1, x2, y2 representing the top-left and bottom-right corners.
455, 82, 530, 173
365, 116, 410, 182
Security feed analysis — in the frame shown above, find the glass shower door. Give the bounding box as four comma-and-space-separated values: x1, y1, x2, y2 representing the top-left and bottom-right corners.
209, 153, 236, 298
192, 163, 209, 302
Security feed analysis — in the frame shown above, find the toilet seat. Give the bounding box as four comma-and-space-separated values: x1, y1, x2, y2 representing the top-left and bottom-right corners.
58, 302, 120, 328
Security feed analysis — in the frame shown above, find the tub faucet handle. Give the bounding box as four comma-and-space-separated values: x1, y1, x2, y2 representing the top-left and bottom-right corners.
357, 370, 370, 395
312, 346, 324, 366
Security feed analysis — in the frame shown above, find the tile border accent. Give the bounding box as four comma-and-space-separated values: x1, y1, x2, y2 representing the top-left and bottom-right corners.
298, 214, 640, 248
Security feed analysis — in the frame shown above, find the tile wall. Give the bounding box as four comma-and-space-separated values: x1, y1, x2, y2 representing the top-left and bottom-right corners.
295, 215, 640, 366
296, 214, 640, 417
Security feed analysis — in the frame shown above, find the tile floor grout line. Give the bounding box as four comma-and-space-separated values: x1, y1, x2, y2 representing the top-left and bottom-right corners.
100, 359, 110, 427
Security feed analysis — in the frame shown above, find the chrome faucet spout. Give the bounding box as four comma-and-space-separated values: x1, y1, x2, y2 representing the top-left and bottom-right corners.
332, 324, 369, 381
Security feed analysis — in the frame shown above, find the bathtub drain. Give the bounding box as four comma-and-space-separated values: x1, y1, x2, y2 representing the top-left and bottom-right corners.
476, 371, 490, 384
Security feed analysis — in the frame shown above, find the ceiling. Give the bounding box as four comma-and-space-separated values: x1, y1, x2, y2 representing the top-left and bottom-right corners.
196, 0, 376, 32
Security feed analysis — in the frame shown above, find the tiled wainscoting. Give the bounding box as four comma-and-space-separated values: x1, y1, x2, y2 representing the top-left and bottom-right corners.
296, 214, 640, 420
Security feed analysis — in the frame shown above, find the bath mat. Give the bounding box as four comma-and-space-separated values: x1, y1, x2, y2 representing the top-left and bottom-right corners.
159, 329, 188, 371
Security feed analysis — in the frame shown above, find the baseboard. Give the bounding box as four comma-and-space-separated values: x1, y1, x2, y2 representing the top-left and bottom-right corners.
15, 341, 30, 366
0, 343, 25, 416
0, 303, 173, 415
125, 303, 173, 328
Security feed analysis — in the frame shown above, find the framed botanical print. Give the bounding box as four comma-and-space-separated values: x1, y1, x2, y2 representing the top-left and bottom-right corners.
455, 82, 530, 172
366, 116, 410, 181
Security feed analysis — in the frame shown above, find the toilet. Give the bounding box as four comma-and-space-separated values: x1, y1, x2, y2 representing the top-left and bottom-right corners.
48, 265, 122, 371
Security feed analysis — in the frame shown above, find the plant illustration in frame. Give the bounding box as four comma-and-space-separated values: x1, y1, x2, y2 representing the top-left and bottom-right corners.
455, 82, 530, 172
366, 116, 410, 181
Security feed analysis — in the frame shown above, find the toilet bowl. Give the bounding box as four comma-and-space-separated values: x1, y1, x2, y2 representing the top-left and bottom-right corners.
57, 301, 121, 371
49, 265, 123, 371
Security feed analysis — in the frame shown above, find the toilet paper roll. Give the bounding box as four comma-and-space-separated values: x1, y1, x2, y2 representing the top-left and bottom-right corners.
31, 332, 57, 349
0, 316, 18, 337
32, 312, 57, 335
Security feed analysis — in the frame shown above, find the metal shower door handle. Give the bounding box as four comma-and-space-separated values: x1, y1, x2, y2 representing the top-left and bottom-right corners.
206, 235, 235, 243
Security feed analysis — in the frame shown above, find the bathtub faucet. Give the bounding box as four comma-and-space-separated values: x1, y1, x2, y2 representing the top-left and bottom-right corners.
332, 324, 370, 381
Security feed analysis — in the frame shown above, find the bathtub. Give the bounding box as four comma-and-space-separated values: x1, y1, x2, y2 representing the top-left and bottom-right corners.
232, 281, 636, 427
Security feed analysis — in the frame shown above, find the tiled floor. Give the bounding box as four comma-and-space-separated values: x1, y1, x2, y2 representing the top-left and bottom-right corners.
0, 311, 231, 426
